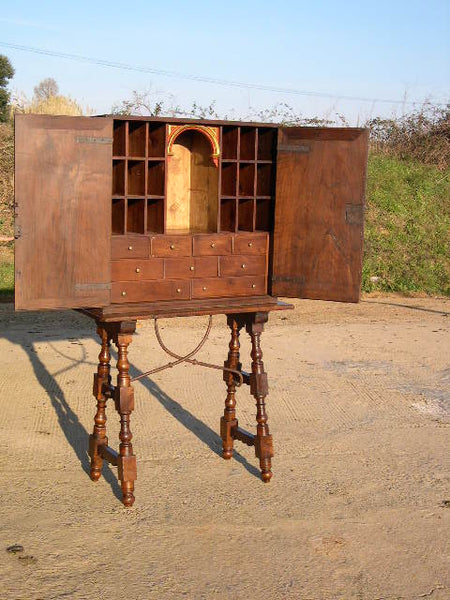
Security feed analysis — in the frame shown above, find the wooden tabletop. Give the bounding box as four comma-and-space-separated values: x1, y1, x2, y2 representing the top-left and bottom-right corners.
80, 295, 293, 322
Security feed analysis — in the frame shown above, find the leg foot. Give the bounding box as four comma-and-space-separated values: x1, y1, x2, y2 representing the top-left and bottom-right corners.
247, 313, 274, 482
121, 486, 135, 507
118, 454, 137, 507
221, 316, 242, 459
89, 326, 111, 482
254, 433, 274, 482
220, 417, 238, 459
114, 324, 137, 507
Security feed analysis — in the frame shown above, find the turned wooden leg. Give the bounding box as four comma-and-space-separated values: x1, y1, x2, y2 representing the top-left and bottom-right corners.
247, 313, 274, 483
220, 315, 243, 459
114, 324, 137, 507
89, 325, 111, 482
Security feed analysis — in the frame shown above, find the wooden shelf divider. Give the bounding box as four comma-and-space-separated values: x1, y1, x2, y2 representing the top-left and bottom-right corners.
112, 120, 275, 236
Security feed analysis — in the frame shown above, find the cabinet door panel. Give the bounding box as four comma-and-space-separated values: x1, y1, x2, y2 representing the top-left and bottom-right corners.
272, 127, 368, 302
15, 114, 113, 310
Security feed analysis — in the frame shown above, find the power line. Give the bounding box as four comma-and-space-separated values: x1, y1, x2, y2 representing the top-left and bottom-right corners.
0, 40, 447, 107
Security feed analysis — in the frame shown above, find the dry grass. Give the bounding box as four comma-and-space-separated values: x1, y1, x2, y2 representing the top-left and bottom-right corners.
368, 104, 450, 171
0, 122, 13, 239
12, 92, 89, 117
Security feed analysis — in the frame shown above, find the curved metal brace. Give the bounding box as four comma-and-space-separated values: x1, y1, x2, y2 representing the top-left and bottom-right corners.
130, 316, 243, 386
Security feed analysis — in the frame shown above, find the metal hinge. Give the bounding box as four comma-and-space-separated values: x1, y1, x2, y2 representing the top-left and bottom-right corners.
278, 144, 311, 154
75, 283, 111, 291
272, 276, 305, 284
345, 204, 364, 226
76, 136, 113, 145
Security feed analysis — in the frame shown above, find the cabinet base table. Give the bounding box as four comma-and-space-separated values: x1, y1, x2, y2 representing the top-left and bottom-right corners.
82, 296, 292, 506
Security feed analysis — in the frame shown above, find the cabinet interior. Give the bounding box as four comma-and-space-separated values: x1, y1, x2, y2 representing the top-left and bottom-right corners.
166, 129, 218, 234
111, 119, 277, 236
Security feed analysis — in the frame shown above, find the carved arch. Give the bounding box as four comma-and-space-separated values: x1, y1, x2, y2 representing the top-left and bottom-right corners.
167, 124, 220, 166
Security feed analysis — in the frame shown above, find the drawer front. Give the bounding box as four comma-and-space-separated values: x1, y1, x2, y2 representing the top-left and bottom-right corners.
192, 276, 266, 299
164, 257, 218, 279
111, 236, 150, 259
220, 255, 266, 278
112, 280, 190, 303
111, 259, 164, 282
233, 233, 268, 255
151, 235, 192, 257
193, 234, 232, 256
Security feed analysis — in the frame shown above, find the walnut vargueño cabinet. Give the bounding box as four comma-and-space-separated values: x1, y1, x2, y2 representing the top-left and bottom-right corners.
15, 114, 369, 505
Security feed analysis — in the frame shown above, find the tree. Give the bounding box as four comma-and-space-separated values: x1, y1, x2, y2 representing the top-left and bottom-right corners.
14, 78, 90, 116
0, 55, 14, 122
33, 77, 59, 101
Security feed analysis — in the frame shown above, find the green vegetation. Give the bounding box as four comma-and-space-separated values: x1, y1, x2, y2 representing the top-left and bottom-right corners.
0, 259, 13, 298
363, 155, 449, 294
0, 55, 14, 123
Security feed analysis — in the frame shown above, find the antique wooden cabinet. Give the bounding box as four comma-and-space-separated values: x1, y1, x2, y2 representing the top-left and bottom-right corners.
14, 114, 368, 506
15, 115, 368, 312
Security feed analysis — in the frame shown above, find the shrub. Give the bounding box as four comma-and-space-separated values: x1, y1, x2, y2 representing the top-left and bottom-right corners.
0, 121, 13, 239
367, 103, 450, 170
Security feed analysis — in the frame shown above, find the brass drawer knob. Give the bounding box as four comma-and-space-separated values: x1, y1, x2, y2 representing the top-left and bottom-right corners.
176, 288, 182, 293
251, 284, 256, 288
248, 242, 253, 247
241, 264, 246, 269
135, 267, 140, 273
210, 242, 216, 248
202, 286, 207, 291
121, 291, 127, 296
128, 245, 133, 251
190, 266, 195, 271
170, 244, 175, 250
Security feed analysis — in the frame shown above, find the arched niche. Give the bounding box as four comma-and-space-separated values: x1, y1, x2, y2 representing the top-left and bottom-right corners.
166, 128, 219, 233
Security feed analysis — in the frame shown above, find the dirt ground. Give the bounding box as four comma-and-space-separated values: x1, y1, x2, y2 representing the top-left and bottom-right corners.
0, 295, 449, 600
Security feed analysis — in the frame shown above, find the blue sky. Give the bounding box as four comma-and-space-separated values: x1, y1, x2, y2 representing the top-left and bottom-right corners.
1, 0, 449, 123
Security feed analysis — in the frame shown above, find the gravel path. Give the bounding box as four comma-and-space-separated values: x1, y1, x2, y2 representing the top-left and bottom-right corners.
1, 296, 449, 599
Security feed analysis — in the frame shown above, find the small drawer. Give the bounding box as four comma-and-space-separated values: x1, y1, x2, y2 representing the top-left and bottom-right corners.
164, 257, 218, 279
111, 236, 150, 259
151, 235, 192, 257
192, 276, 266, 299
111, 259, 164, 282
233, 233, 268, 255
193, 234, 232, 256
220, 255, 266, 277
112, 280, 190, 303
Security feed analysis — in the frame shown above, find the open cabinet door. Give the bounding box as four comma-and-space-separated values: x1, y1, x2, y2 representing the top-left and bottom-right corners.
271, 127, 368, 302
15, 114, 113, 310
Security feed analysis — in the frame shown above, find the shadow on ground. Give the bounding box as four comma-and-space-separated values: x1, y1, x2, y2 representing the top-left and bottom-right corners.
363, 299, 449, 316
1, 306, 259, 503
